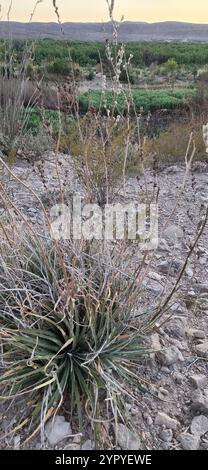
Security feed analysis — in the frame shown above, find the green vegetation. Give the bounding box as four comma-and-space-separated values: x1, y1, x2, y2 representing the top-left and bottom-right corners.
46, 58, 72, 76
124, 42, 208, 67
47, 40, 208, 68
1, 39, 208, 75
79, 88, 196, 113
26, 108, 71, 135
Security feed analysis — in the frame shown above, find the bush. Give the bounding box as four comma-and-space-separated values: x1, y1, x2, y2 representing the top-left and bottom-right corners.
144, 119, 207, 164
86, 69, 95, 81
66, 115, 138, 205
47, 58, 72, 76
120, 68, 135, 84
163, 58, 178, 75
79, 88, 197, 114
26, 108, 61, 135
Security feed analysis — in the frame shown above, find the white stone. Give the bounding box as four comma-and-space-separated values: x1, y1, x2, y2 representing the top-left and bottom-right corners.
64, 443, 81, 450
81, 440, 93, 450
191, 415, 208, 437
191, 389, 208, 414
159, 429, 173, 442
195, 342, 208, 358
191, 329, 206, 339
151, 333, 161, 352
179, 432, 200, 450
45, 415, 72, 446
148, 271, 162, 282
190, 374, 207, 389
116, 424, 140, 450
165, 317, 187, 338
157, 346, 184, 366
155, 412, 179, 430
163, 224, 184, 243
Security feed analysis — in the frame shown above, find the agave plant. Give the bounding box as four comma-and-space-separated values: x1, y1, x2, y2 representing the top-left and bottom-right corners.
0, 237, 151, 444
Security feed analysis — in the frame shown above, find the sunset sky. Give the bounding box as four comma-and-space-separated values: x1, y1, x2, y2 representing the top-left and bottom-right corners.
1, 0, 208, 24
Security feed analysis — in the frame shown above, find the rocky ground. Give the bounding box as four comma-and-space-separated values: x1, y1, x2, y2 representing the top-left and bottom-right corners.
0, 154, 208, 450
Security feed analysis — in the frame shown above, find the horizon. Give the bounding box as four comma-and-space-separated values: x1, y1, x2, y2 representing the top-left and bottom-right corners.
1, 0, 208, 25
1, 19, 208, 26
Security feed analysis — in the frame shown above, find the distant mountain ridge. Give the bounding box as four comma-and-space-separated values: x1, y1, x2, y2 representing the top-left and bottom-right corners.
0, 21, 208, 42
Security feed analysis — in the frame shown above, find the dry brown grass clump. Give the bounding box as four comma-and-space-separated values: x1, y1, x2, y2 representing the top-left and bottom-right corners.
144, 119, 208, 165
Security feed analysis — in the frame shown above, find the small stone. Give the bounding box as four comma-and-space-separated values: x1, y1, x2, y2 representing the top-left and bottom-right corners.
159, 387, 169, 396
173, 372, 184, 384
35, 443, 42, 450
169, 338, 187, 351
165, 317, 187, 338
161, 366, 171, 374
81, 440, 93, 450
185, 266, 194, 277
191, 330, 206, 340
158, 238, 170, 252
191, 389, 208, 414
130, 407, 139, 417
73, 435, 82, 444
190, 374, 207, 389
145, 283, 162, 295
13, 435, 20, 450
179, 432, 200, 450
116, 424, 140, 450
158, 260, 183, 276
143, 413, 153, 426
150, 333, 161, 355
27, 208, 38, 214
159, 429, 173, 442
160, 442, 170, 450
195, 342, 208, 358
156, 346, 184, 366
158, 387, 169, 399
169, 302, 188, 315
164, 165, 181, 174
193, 283, 208, 294
155, 412, 179, 430
163, 224, 184, 243
190, 415, 208, 437
64, 444, 80, 450
148, 271, 162, 282
201, 441, 208, 449
45, 415, 72, 446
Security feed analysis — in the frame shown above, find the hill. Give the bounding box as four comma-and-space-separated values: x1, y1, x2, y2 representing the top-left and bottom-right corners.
0, 21, 208, 42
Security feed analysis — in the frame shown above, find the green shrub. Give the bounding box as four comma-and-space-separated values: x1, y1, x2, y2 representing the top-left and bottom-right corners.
79, 88, 197, 114
120, 68, 135, 84
25, 108, 72, 136
47, 58, 72, 76
2, 39, 208, 71
163, 58, 178, 75
86, 69, 95, 81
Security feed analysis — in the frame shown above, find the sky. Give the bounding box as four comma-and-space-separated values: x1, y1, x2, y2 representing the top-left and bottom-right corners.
1, 0, 208, 24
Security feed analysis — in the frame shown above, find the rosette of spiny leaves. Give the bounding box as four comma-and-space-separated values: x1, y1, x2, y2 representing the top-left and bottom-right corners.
0, 239, 150, 442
